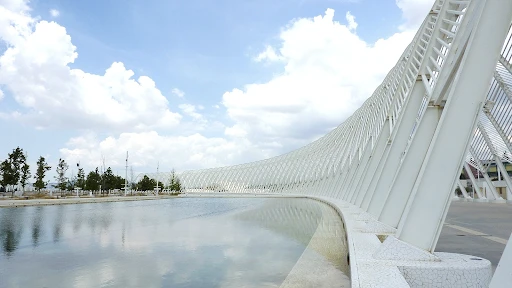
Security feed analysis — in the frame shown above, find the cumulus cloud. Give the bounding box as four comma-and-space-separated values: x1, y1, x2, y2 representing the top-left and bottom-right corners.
179, 103, 206, 123
225, 124, 247, 138
0, 89, 4, 100
0, 2, 181, 132
222, 7, 428, 150
254, 46, 283, 62
396, 0, 434, 31
0, 0, 434, 173
49, 9, 59, 17
59, 131, 270, 173
345, 11, 357, 31
0, 0, 34, 46
171, 88, 185, 98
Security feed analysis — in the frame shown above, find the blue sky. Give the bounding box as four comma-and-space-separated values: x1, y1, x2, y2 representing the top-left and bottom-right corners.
0, 0, 433, 180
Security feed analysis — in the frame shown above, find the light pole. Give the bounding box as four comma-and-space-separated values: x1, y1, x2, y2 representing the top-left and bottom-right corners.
124, 151, 128, 196
156, 162, 159, 196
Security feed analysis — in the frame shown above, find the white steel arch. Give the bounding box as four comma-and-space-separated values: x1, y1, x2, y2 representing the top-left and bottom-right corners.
143, 0, 512, 255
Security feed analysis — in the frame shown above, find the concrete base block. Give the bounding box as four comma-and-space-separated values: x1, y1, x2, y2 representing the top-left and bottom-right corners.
399, 252, 492, 288
373, 236, 439, 261
474, 198, 489, 203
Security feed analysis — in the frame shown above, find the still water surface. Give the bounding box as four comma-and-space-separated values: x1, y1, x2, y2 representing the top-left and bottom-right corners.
0, 197, 349, 287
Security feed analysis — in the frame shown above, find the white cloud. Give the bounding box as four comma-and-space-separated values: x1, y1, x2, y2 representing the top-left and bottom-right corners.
50, 9, 59, 18
396, 0, 434, 31
0, 88, 4, 100
0, 0, 30, 13
59, 131, 270, 172
178, 103, 206, 123
171, 88, 185, 98
0, 3, 181, 132
0, 0, 34, 46
223, 6, 429, 150
225, 124, 247, 138
0, 0, 435, 173
345, 11, 357, 31
254, 46, 283, 62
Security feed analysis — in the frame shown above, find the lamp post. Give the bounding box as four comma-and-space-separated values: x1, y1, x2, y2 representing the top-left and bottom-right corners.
156, 162, 159, 196
124, 152, 128, 196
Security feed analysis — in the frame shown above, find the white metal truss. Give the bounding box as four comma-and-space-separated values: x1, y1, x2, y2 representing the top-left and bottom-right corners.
142, 0, 512, 253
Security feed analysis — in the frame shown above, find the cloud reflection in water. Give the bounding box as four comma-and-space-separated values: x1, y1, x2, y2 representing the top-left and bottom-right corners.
0, 198, 349, 287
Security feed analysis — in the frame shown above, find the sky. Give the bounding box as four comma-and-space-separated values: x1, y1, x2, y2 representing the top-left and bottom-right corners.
0, 0, 434, 180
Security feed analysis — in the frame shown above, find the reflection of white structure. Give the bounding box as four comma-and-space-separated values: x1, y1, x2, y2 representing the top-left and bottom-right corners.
143, 1, 512, 286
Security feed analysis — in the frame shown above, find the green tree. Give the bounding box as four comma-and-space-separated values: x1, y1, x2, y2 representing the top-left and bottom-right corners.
55, 158, 69, 194
137, 175, 155, 191
0, 147, 27, 197
20, 161, 31, 193
102, 167, 116, 191
66, 175, 77, 191
76, 167, 86, 190
85, 168, 101, 192
114, 175, 125, 190
168, 169, 182, 193
0, 160, 13, 194
34, 156, 51, 192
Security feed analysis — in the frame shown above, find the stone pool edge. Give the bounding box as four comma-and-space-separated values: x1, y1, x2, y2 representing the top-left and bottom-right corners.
0, 195, 178, 207
305, 195, 493, 288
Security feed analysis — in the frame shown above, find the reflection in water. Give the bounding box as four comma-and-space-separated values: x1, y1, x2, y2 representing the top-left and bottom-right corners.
53, 205, 64, 243
236, 198, 350, 286
0, 198, 349, 287
0, 208, 25, 256
31, 207, 43, 247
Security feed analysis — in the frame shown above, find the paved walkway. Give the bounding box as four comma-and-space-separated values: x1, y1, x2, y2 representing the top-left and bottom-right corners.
437, 201, 512, 272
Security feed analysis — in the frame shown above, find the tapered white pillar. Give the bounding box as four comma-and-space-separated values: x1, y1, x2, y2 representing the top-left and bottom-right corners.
495, 156, 512, 200
364, 80, 426, 213
464, 162, 485, 199
354, 119, 391, 207
378, 105, 441, 227
397, 0, 512, 252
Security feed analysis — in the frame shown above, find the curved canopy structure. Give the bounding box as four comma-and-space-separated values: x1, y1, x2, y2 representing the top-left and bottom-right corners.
144, 0, 512, 254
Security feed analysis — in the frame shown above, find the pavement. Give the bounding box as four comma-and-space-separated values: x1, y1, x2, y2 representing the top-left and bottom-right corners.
436, 201, 512, 273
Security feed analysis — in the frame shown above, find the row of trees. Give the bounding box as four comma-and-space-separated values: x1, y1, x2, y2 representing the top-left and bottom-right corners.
0, 147, 48, 196
0, 147, 182, 196
136, 170, 181, 192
